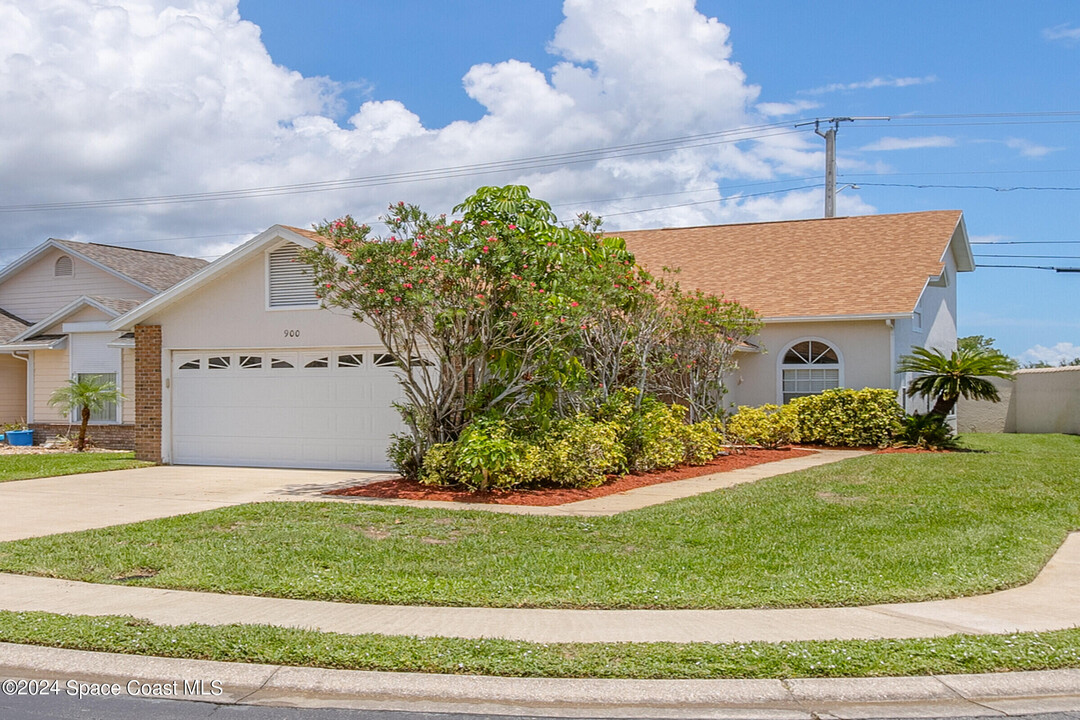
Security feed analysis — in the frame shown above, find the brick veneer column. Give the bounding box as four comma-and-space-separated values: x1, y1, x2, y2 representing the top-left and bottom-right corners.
134, 325, 163, 463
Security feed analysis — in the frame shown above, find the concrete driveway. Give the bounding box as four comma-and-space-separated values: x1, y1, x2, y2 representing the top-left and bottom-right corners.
0, 465, 391, 541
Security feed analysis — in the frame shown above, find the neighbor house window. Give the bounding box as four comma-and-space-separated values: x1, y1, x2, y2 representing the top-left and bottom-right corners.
268, 243, 319, 308
75, 373, 117, 423
780, 339, 841, 404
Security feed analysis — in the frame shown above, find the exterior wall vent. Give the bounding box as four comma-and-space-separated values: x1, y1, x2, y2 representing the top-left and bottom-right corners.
268, 243, 319, 308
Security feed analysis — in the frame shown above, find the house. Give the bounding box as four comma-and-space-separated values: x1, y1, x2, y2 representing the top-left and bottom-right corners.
109, 210, 973, 471
619, 210, 974, 411
0, 239, 207, 447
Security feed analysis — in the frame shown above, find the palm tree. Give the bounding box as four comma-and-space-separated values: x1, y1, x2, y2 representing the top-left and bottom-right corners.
47, 376, 124, 451
897, 346, 1015, 418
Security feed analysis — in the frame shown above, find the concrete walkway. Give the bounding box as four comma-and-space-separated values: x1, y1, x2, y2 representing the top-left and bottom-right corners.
1, 531, 1078, 643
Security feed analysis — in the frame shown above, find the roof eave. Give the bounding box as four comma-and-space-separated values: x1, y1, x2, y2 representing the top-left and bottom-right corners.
10, 296, 122, 343
109, 225, 326, 331
947, 213, 976, 272
0, 337, 68, 351
762, 312, 909, 323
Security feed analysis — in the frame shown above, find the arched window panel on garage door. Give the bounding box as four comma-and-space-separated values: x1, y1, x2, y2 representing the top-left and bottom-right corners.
780, 339, 842, 404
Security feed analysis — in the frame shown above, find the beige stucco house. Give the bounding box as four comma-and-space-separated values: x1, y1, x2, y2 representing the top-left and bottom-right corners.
0, 239, 206, 446
109, 210, 973, 471
620, 210, 974, 412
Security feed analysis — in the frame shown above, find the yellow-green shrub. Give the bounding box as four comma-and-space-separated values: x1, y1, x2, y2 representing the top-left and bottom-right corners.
544, 415, 625, 487
725, 404, 798, 448
788, 388, 903, 447
680, 420, 725, 465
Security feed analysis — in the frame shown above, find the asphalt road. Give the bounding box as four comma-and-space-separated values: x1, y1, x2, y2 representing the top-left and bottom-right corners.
2, 692, 1080, 720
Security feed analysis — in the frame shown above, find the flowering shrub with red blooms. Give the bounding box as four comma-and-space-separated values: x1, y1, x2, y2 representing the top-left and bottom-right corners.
302, 185, 641, 467
302, 185, 760, 480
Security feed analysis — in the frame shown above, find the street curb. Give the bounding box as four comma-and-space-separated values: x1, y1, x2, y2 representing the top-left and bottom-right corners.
2, 643, 1079, 718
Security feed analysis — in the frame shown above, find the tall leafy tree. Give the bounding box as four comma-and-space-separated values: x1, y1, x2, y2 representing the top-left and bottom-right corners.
897, 346, 1015, 418
957, 335, 1018, 370
47, 376, 124, 451
303, 186, 637, 459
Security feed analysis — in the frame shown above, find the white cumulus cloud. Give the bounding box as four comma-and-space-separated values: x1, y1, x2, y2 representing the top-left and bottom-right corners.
1043, 23, 1080, 42
860, 136, 956, 151
1019, 342, 1080, 366
802, 75, 938, 95
0, 0, 849, 266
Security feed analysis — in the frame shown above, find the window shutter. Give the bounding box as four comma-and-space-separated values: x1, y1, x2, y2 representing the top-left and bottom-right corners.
268, 244, 319, 308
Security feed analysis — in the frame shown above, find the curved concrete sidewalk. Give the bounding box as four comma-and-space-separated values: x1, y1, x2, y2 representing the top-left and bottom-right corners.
1, 532, 1077, 643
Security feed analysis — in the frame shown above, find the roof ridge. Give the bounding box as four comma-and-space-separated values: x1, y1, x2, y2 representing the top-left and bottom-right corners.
52, 238, 199, 260
614, 209, 963, 234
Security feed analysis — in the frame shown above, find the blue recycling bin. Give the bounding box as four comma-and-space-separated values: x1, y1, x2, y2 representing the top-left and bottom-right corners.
6, 429, 34, 446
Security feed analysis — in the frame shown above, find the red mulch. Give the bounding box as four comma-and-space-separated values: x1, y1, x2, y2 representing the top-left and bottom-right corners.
325, 448, 817, 506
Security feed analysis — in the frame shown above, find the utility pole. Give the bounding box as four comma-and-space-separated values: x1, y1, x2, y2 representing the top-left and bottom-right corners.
795, 116, 889, 218
817, 119, 840, 218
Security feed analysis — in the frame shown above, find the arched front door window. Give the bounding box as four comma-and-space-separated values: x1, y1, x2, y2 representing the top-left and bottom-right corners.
780, 339, 841, 403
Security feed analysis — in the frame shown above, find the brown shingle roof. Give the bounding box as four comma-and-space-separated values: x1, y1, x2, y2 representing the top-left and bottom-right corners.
86, 296, 144, 315
53, 239, 208, 292
281, 225, 332, 246
0, 308, 30, 343
616, 211, 964, 319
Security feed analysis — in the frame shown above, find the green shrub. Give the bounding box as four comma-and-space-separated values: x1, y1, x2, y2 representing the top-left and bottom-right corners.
679, 420, 725, 465
725, 404, 797, 449
387, 434, 421, 481
788, 388, 904, 447
421, 418, 546, 491
896, 413, 959, 450
419, 442, 457, 486
624, 397, 688, 472
544, 415, 625, 487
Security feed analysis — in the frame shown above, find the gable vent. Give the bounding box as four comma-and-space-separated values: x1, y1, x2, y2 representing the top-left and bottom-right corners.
268, 244, 319, 308
54, 256, 74, 277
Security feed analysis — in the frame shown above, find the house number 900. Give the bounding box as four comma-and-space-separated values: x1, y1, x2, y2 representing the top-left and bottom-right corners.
283, 329, 300, 338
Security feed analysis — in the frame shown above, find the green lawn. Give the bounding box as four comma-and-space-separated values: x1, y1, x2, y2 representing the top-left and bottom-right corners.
0, 452, 151, 483
0, 434, 1077, 609
1, 610, 1079, 679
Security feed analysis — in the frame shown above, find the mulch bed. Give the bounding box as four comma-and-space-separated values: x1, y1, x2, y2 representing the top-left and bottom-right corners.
325, 448, 816, 507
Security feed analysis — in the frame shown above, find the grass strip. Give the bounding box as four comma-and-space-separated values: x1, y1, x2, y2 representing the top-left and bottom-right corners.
0, 452, 150, 483
0, 610, 1079, 679
1, 434, 1077, 610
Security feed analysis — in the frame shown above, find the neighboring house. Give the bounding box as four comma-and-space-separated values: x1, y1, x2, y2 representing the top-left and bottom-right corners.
0, 239, 207, 447
111, 210, 973, 471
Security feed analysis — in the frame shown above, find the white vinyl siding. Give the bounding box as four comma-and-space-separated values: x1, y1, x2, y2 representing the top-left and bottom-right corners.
0, 354, 27, 423
267, 244, 319, 309
122, 348, 135, 423
0, 248, 150, 323
32, 349, 70, 423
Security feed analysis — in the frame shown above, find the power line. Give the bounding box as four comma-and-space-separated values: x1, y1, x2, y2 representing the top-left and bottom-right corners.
971, 241, 1080, 245
0, 122, 803, 214
856, 182, 1080, 192
977, 263, 1080, 271
974, 254, 1080, 259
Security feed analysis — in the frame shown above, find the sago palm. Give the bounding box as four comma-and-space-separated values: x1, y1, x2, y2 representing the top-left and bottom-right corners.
47, 376, 124, 451
897, 346, 1015, 418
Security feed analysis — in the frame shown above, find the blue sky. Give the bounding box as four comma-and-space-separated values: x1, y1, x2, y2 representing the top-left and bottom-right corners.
1, 1, 1077, 361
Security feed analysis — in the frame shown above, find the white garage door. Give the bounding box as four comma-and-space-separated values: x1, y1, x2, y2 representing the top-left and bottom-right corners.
171, 348, 409, 470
